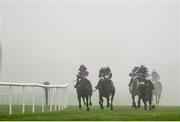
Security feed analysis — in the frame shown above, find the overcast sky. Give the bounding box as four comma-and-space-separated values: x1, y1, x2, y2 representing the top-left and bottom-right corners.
0, 0, 180, 105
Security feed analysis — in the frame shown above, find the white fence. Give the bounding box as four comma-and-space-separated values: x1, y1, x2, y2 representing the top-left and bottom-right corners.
0, 82, 68, 115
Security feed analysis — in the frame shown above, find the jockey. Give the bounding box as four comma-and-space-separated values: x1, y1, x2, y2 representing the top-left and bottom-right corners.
75, 64, 89, 88
99, 65, 112, 80
150, 69, 160, 81
128, 66, 139, 87
137, 65, 149, 82
77, 64, 89, 79
95, 65, 112, 89
137, 65, 154, 89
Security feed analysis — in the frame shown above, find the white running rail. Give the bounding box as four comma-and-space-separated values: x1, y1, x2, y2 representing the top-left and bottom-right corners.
0, 82, 68, 115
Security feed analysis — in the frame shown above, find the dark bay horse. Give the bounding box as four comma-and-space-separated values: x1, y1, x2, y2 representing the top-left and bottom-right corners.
138, 79, 154, 110
75, 75, 92, 111
96, 78, 115, 110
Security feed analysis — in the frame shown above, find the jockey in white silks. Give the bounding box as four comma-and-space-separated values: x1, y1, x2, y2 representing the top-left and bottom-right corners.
150, 69, 162, 105
150, 69, 160, 82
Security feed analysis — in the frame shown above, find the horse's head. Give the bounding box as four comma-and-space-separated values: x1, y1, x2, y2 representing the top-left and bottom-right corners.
138, 81, 146, 92
76, 74, 83, 89
76, 74, 81, 81
145, 80, 155, 91
76, 74, 86, 82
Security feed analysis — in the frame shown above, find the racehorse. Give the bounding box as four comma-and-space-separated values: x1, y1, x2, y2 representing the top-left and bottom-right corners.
152, 80, 162, 105
138, 79, 154, 110
75, 75, 93, 111
96, 77, 115, 110
129, 76, 140, 108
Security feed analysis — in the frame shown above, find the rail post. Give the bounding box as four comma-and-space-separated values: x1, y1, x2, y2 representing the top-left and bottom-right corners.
22, 86, 25, 113
9, 86, 12, 115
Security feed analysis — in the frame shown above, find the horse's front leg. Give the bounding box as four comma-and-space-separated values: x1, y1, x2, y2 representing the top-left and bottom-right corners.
86, 96, 90, 111
157, 95, 160, 106
138, 95, 141, 108
149, 95, 152, 111
106, 96, 110, 108
89, 95, 92, 106
99, 95, 104, 109
78, 95, 82, 110
142, 97, 147, 110
132, 95, 137, 108
155, 95, 158, 105
110, 95, 114, 110
82, 97, 86, 105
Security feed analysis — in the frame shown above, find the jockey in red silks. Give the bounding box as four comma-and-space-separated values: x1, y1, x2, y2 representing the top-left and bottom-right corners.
77, 64, 89, 79
75, 64, 89, 88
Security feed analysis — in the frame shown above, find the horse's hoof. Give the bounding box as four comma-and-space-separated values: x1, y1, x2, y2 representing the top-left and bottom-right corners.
89, 102, 92, 106
110, 107, 113, 110
152, 105, 156, 109
87, 108, 90, 111
107, 104, 110, 108
100, 106, 104, 109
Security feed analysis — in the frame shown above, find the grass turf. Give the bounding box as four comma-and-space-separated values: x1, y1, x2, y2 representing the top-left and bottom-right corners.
0, 105, 180, 120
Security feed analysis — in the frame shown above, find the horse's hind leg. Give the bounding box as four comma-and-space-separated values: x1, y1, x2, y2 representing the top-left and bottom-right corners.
86, 96, 90, 111
78, 96, 82, 110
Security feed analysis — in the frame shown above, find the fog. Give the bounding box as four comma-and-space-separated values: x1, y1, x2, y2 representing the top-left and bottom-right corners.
0, 0, 180, 105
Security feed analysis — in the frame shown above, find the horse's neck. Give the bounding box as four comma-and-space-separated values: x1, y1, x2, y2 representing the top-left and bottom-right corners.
131, 79, 139, 89
151, 76, 160, 82
152, 80, 160, 84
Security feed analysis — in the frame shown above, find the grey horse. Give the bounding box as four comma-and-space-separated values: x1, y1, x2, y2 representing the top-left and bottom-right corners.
129, 75, 140, 108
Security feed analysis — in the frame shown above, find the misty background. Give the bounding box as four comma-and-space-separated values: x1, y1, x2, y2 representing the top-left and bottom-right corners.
0, 0, 180, 105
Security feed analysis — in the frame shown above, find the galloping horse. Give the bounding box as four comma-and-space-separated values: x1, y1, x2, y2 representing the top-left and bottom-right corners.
138, 79, 154, 110
75, 75, 93, 111
129, 76, 140, 108
96, 78, 115, 110
152, 80, 162, 105
150, 69, 162, 105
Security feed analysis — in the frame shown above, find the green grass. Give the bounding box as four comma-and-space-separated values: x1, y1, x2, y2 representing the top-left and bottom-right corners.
0, 105, 180, 120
